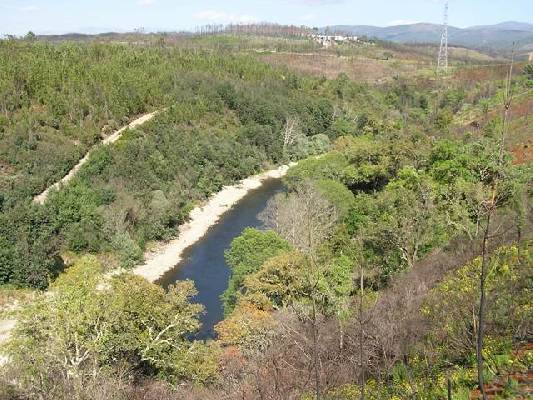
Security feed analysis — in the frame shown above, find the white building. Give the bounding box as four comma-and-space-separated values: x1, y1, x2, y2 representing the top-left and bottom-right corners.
311, 34, 358, 48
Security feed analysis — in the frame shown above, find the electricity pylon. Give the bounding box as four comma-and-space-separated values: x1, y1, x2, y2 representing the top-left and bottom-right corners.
437, 1, 449, 74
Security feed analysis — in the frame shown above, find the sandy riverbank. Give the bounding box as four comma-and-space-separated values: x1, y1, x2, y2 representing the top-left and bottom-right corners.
133, 163, 295, 283
1, 163, 295, 364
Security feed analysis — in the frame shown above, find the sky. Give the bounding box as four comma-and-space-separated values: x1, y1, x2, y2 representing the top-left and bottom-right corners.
1, 0, 532, 36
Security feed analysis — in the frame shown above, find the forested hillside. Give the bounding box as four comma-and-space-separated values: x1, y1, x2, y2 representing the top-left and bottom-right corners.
1, 40, 385, 287
0, 34, 532, 400
211, 62, 532, 397
324, 22, 533, 52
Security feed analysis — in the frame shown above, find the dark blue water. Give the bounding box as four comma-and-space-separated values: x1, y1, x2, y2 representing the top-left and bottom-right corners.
157, 178, 284, 339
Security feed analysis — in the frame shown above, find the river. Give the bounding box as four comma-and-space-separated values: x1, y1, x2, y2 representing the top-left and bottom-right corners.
157, 178, 285, 339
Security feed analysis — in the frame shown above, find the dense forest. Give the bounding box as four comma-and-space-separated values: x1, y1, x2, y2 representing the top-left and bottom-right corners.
0, 40, 361, 287
0, 34, 532, 400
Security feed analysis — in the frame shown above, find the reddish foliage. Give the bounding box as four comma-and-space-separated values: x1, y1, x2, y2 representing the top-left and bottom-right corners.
511, 143, 533, 165
469, 343, 533, 400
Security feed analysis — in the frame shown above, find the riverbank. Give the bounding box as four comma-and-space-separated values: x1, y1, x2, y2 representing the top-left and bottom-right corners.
0, 163, 295, 359
133, 163, 295, 283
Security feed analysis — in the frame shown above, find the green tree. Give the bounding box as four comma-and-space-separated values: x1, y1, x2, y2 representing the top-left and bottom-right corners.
336, 136, 394, 192
6, 256, 218, 398
24, 31, 36, 41
523, 63, 533, 81
222, 228, 292, 315
314, 179, 355, 218
372, 167, 449, 270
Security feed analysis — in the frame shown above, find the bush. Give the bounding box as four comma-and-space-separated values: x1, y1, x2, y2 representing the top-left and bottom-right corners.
111, 232, 143, 268
222, 228, 292, 315
5, 256, 218, 396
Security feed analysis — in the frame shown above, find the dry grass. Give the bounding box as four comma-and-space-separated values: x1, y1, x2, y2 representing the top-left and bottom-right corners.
511, 142, 533, 165
453, 89, 532, 164
507, 94, 533, 151
453, 63, 516, 84
0, 287, 34, 310
260, 52, 432, 83
448, 46, 499, 62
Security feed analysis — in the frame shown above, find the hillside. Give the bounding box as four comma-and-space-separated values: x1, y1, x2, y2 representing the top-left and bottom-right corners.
0, 39, 370, 287
0, 33, 532, 400
325, 21, 533, 51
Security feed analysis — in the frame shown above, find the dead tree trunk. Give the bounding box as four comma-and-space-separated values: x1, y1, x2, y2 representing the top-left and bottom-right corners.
476, 50, 515, 400
359, 265, 365, 400
476, 209, 492, 400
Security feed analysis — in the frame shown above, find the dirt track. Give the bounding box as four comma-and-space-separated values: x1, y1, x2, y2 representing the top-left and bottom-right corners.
33, 111, 159, 205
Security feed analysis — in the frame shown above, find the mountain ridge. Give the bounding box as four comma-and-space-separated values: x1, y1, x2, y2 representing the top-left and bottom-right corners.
321, 21, 533, 51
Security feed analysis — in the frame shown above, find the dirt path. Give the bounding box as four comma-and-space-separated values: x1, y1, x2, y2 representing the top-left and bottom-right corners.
0, 319, 16, 365
0, 163, 297, 367
3, 111, 161, 364
7, 110, 298, 362
133, 163, 296, 283
33, 111, 160, 205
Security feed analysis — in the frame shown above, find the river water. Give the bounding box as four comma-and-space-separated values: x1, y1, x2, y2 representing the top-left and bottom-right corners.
157, 178, 285, 339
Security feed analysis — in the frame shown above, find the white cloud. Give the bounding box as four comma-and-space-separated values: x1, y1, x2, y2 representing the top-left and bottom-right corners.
193, 10, 258, 24
387, 19, 421, 26
138, 0, 155, 6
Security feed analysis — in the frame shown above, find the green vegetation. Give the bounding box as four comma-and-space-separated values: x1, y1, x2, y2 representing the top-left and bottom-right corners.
2, 256, 219, 398
222, 116, 528, 309
0, 33, 531, 400
214, 130, 530, 398
525, 63, 533, 80
212, 48, 531, 399
329, 243, 532, 399
1, 40, 385, 287
222, 228, 292, 315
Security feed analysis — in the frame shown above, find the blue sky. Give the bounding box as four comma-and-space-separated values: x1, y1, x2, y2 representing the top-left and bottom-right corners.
1, 0, 532, 35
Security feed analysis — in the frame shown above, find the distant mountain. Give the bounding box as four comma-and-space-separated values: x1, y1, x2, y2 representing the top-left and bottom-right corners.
467, 21, 533, 32
322, 21, 533, 51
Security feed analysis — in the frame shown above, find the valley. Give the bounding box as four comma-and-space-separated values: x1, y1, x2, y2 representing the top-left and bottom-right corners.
0, 20, 532, 400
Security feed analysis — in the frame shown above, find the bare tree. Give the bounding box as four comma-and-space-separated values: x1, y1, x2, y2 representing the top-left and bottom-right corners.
358, 262, 365, 400
283, 117, 299, 155
262, 181, 338, 400
476, 53, 515, 400
262, 181, 338, 255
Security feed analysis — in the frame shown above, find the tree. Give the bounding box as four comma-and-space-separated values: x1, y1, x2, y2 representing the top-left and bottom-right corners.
373, 167, 447, 270
261, 181, 339, 399
336, 136, 393, 192
241, 251, 309, 309
222, 228, 292, 315
283, 116, 299, 155
347, 166, 456, 285
474, 57, 516, 400
314, 179, 355, 218
216, 300, 276, 352
524, 63, 533, 81
6, 256, 219, 398
24, 31, 36, 41
262, 181, 338, 255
